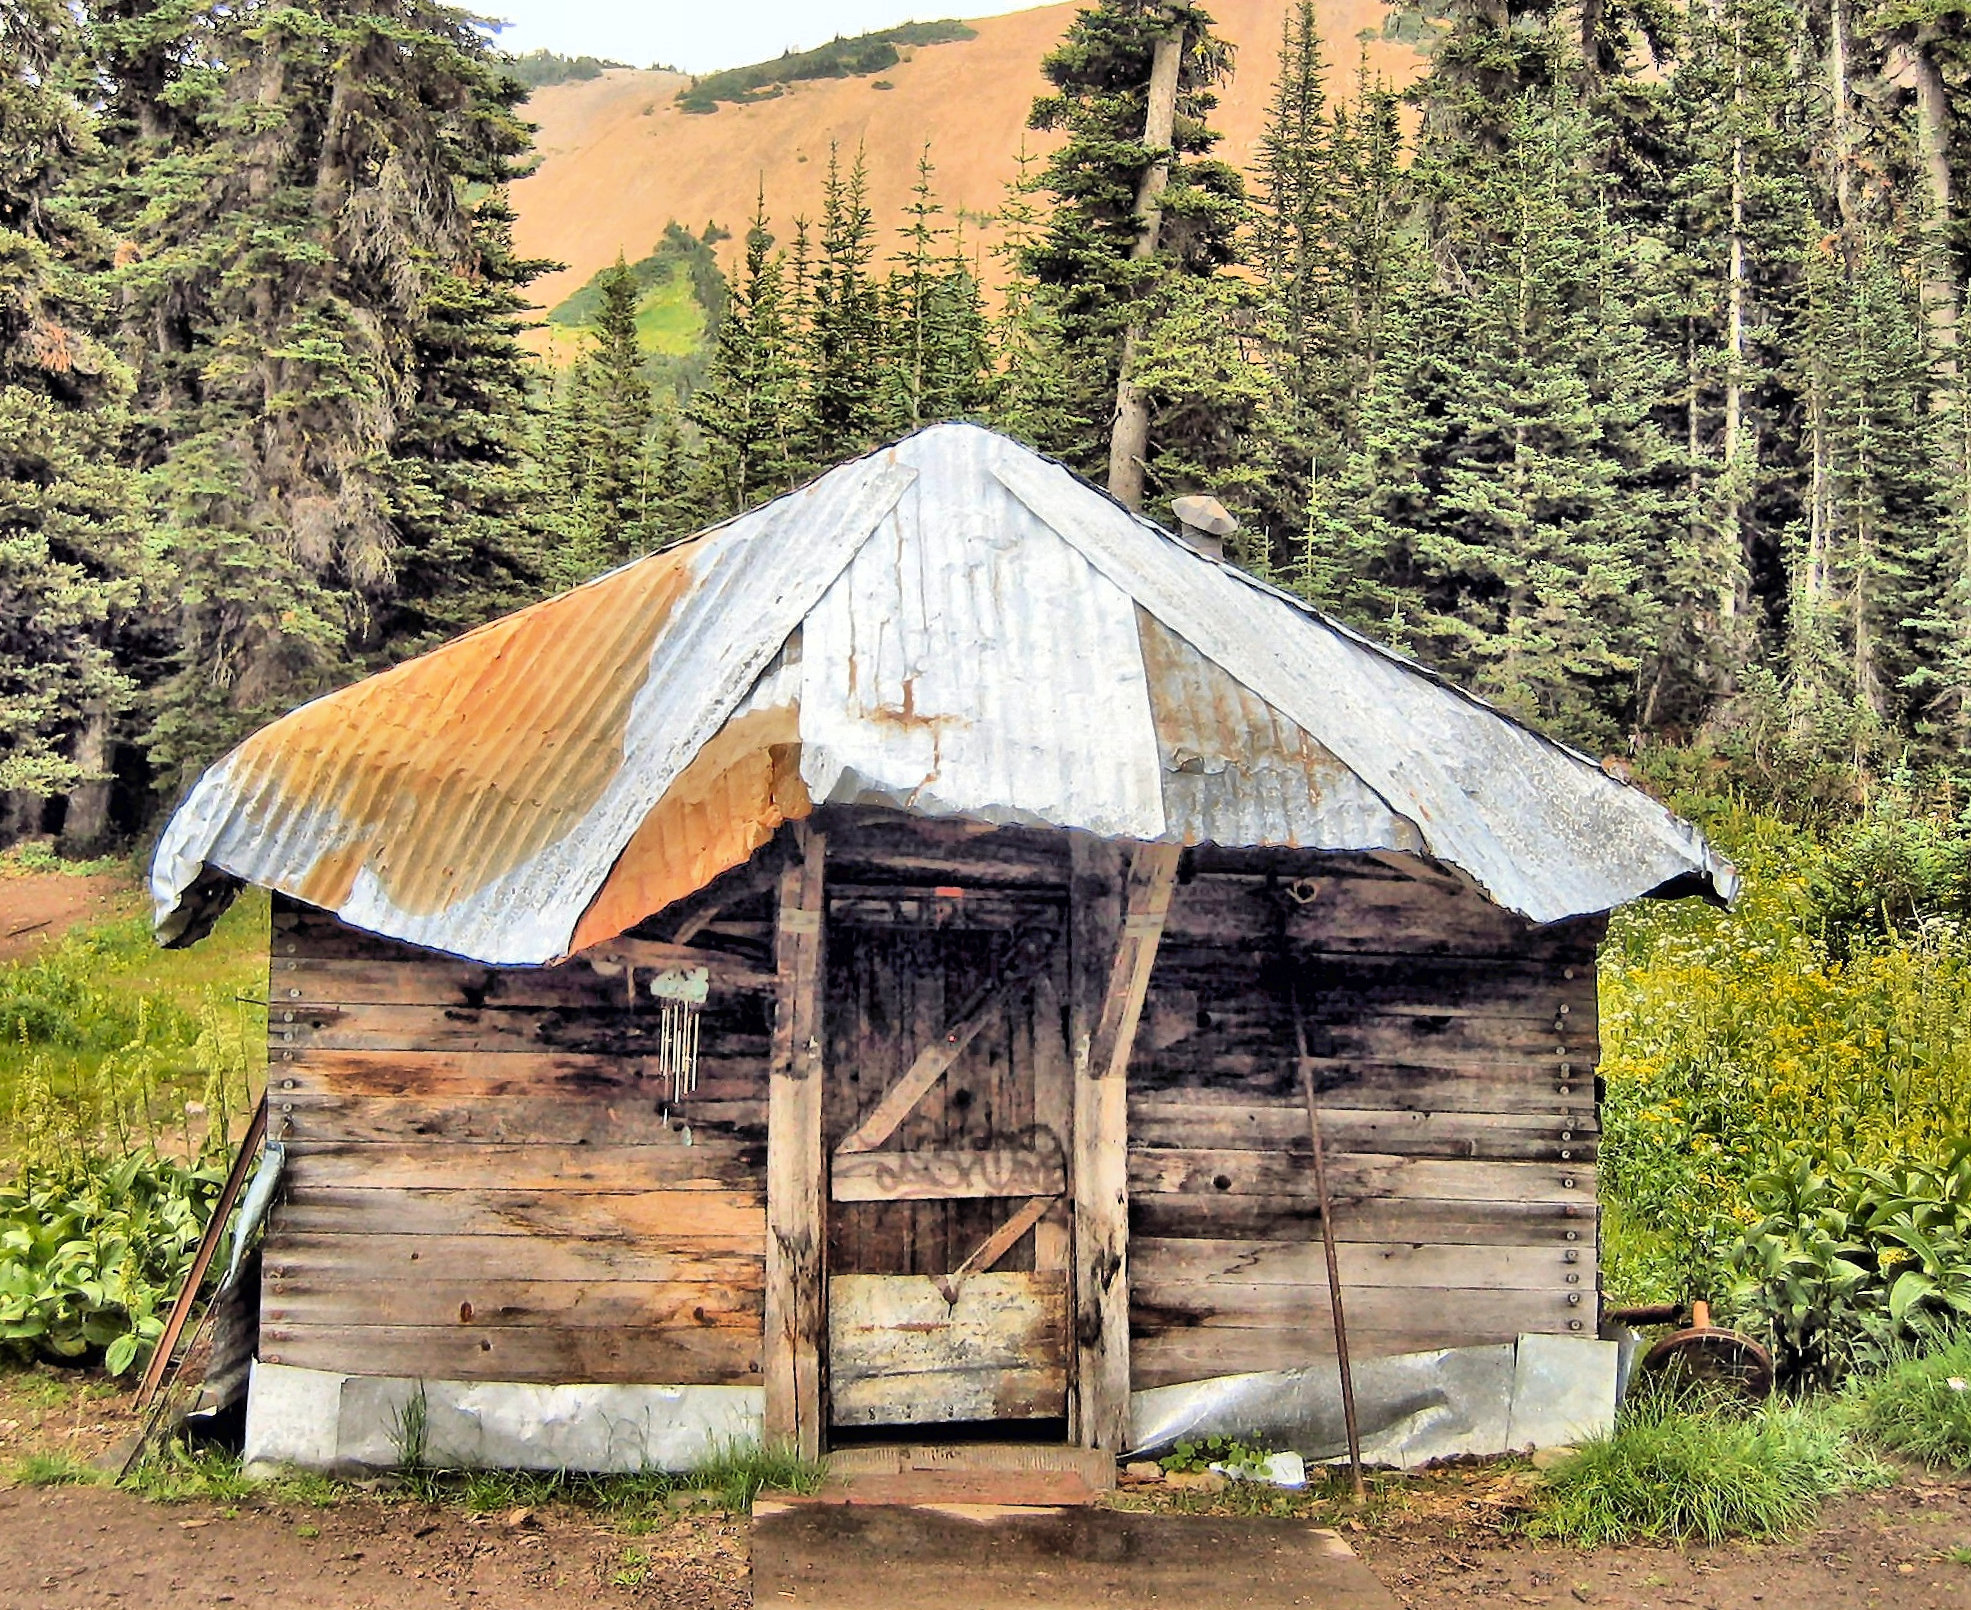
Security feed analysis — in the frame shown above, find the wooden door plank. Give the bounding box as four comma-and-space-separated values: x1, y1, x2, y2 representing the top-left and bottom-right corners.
1030, 969, 1072, 1274
835, 927, 1057, 1155
941, 1194, 1058, 1300
766, 825, 827, 1460
830, 1149, 1067, 1202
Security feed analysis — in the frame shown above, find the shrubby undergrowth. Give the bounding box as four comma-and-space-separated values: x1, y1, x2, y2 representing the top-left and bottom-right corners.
1599, 793, 1971, 1384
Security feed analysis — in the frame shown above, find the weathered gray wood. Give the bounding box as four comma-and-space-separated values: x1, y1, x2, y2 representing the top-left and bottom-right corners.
830, 1149, 1066, 1203
1072, 838, 1177, 1453
258, 1322, 760, 1385
1130, 1236, 1586, 1292
274, 1002, 776, 1058
267, 1232, 762, 1286
1029, 970, 1072, 1275
1128, 1101, 1596, 1161
1131, 1194, 1596, 1246
1131, 1280, 1587, 1330
281, 1140, 762, 1193
576, 936, 778, 993
279, 1092, 763, 1147
835, 926, 1058, 1155
273, 1186, 765, 1244
269, 1049, 769, 1103
262, 1278, 764, 1330
829, 1272, 1068, 1424
766, 825, 827, 1459
1127, 1149, 1595, 1204
944, 1195, 1058, 1292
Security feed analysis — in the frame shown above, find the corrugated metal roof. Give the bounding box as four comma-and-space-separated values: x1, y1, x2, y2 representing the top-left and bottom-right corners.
152, 423, 1734, 964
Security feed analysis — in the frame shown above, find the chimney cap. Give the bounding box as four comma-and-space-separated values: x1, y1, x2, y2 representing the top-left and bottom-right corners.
1171, 494, 1238, 538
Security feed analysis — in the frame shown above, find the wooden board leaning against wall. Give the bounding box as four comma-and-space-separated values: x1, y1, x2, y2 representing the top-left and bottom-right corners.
260, 892, 776, 1387
1125, 851, 1604, 1390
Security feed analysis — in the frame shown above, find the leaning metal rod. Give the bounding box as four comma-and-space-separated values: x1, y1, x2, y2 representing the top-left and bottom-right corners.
1293, 990, 1367, 1505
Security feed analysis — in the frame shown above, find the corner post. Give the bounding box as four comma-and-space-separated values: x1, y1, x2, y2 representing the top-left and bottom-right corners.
1070, 837, 1179, 1452
766, 822, 827, 1459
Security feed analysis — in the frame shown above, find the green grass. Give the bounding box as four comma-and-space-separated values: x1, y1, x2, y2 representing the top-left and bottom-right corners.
1855, 1334, 1971, 1470
634, 264, 705, 356
121, 1440, 263, 1503
9, 1449, 100, 1488
0, 891, 268, 1165
1526, 1391, 1889, 1546
675, 21, 975, 113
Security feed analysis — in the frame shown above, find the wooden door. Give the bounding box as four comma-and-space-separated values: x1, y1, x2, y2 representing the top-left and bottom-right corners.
822, 899, 1073, 1430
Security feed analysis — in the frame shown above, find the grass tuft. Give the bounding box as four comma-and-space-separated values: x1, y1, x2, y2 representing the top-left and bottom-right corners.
692, 1439, 826, 1509
1854, 1333, 1971, 1470
10, 1449, 101, 1487
1526, 1391, 1886, 1546
121, 1440, 261, 1503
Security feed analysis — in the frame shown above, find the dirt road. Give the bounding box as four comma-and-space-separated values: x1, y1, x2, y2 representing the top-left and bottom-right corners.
3, 1476, 1971, 1610
0, 869, 133, 964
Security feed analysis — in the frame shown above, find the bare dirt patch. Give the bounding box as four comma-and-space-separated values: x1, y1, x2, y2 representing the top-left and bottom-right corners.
0, 871, 137, 964
0, 1485, 750, 1610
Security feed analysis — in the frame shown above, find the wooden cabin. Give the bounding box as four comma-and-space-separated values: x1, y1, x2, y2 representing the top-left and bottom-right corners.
152, 424, 1732, 1471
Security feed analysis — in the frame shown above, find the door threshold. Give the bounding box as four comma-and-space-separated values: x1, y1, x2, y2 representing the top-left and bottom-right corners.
800, 1442, 1116, 1507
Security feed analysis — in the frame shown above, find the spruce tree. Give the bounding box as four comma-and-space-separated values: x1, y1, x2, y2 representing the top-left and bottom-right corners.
1014, 0, 1249, 494
801, 145, 885, 465
0, 0, 143, 840
118, 0, 555, 789
575, 252, 659, 564
689, 190, 799, 516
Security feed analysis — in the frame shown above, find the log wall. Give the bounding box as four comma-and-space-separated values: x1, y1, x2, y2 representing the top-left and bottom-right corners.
1126, 857, 1604, 1389
259, 898, 770, 1386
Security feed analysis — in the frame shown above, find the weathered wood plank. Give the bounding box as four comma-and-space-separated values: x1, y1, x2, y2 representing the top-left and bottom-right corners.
575, 937, 778, 993
828, 1271, 1069, 1420
262, 1278, 764, 1331
266, 1232, 762, 1286
1029, 969, 1072, 1275
272, 1186, 765, 1244
1127, 1056, 1593, 1114
269, 1050, 769, 1103
1073, 838, 1178, 1454
1128, 1102, 1597, 1161
279, 1092, 764, 1147
1131, 1237, 1587, 1292
1132, 1282, 1587, 1333
1130, 1316, 1579, 1388
1127, 1150, 1595, 1205
947, 1195, 1058, 1286
275, 1002, 773, 1058
835, 926, 1059, 1155
1130, 1194, 1596, 1245
830, 1149, 1066, 1203
257, 1322, 761, 1385
282, 1141, 763, 1193
831, 1366, 1068, 1426
766, 824, 827, 1460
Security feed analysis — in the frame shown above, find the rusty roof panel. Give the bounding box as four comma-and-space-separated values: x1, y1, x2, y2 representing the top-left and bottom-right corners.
1137, 609, 1425, 853
153, 423, 1731, 964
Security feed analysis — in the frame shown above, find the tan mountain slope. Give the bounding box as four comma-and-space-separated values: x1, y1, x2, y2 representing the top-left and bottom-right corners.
510, 0, 1419, 321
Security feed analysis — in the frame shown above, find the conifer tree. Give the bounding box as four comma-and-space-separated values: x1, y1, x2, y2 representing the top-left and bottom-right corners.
1311, 95, 1671, 748
575, 252, 659, 563
1015, 0, 1249, 492
801, 145, 886, 464
689, 190, 799, 516
119, 0, 555, 787
0, 0, 143, 840
880, 150, 995, 434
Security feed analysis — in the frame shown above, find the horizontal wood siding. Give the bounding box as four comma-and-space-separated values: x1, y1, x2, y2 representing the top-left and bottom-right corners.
1128, 864, 1602, 1390
262, 899, 769, 1386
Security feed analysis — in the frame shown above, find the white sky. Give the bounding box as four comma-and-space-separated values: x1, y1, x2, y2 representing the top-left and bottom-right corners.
477, 1, 1060, 75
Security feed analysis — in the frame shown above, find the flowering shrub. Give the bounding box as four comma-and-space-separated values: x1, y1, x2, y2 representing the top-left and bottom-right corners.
1599, 805, 1971, 1338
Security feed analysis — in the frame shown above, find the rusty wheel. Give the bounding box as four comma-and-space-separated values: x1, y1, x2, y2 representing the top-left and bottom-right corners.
1636, 1302, 1774, 1401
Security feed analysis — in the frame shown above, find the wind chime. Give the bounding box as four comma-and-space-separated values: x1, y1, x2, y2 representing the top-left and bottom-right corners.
648, 965, 710, 1103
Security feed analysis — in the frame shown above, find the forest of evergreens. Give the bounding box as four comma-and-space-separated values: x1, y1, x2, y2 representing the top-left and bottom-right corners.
5, 0, 1970, 856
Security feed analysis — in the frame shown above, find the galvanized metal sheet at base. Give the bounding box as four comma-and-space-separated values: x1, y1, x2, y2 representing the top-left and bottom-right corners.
1127, 1334, 1620, 1469
153, 422, 1735, 966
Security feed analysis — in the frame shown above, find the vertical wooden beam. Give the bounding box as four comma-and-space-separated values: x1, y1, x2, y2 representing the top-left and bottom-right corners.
766, 823, 827, 1459
1070, 837, 1179, 1452
1030, 967, 1072, 1279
